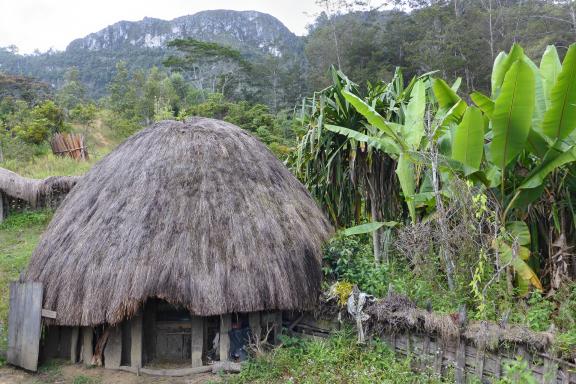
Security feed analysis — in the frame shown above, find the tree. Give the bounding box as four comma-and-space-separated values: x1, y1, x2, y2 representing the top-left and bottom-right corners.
164, 39, 251, 99
57, 67, 86, 112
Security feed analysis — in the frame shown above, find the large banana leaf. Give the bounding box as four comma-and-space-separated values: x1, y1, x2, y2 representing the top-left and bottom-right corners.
325, 124, 401, 155
396, 153, 416, 223
470, 91, 494, 119
525, 56, 546, 132
541, 44, 576, 141
492, 44, 525, 97
342, 90, 407, 148
491, 51, 508, 97
403, 80, 426, 149
519, 144, 576, 189
505, 221, 531, 246
452, 106, 484, 174
341, 221, 399, 236
433, 78, 460, 109
490, 59, 535, 169
526, 129, 550, 158
494, 239, 543, 290
540, 45, 562, 108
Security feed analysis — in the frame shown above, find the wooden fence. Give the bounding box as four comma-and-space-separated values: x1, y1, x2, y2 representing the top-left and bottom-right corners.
50, 133, 89, 160
290, 314, 576, 384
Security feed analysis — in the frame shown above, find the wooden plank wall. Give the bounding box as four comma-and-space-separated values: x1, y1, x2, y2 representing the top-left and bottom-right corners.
7, 282, 43, 371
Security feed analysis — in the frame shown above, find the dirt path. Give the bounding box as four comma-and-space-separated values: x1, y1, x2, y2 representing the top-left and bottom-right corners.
0, 363, 223, 384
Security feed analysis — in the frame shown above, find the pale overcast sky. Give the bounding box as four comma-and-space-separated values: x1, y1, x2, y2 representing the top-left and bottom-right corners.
0, 0, 323, 54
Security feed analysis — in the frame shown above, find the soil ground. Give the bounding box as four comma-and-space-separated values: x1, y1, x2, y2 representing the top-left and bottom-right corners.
0, 362, 223, 384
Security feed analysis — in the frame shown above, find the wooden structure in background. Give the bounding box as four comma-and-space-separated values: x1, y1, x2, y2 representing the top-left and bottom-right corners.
50, 133, 89, 160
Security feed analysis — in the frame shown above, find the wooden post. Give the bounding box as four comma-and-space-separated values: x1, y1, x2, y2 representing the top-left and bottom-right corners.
0, 191, 5, 223
455, 306, 467, 384
543, 357, 558, 384
131, 311, 143, 369
81, 327, 93, 365
475, 347, 485, 380
561, 364, 571, 384
249, 312, 261, 345
274, 312, 283, 345
219, 314, 231, 362
104, 326, 122, 369
191, 316, 203, 368
434, 342, 444, 376
70, 327, 79, 363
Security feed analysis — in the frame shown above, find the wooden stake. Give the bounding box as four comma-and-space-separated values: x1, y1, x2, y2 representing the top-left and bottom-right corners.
81, 327, 93, 365
104, 326, 121, 369
191, 316, 203, 368
249, 312, 261, 344
219, 314, 231, 362
131, 311, 143, 368
70, 327, 79, 363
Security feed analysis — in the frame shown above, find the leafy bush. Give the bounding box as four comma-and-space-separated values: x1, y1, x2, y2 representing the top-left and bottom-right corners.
13, 100, 67, 144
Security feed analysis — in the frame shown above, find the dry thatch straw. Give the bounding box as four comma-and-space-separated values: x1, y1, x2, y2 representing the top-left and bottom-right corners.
0, 167, 79, 208
364, 294, 553, 352
24, 118, 333, 326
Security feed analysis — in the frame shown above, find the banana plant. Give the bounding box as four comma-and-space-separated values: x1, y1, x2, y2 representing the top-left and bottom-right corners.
326, 77, 427, 224
450, 43, 576, 291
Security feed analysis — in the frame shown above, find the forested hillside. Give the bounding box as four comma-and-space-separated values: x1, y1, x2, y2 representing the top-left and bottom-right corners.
1, 1, 575, 107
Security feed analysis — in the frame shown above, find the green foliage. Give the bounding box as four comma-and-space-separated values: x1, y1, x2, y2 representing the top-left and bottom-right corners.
57, 67, 86, 112
72, 375, 101, 384
12, 100, 67, 144
323, 235, 389, 297
226, 330, 449, 383
183, 94, 296, 157
495, 358, 538, 384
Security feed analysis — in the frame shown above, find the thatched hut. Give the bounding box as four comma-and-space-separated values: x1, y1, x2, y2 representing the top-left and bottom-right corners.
23, 118, 332, 373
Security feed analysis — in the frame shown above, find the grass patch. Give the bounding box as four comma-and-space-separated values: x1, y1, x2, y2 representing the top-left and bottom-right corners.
0, 210, 52, 350
72, 375, 102, 384
223, 330, 451, 384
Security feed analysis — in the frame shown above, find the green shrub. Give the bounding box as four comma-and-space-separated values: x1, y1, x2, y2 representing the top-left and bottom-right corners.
225, 329, 448, 383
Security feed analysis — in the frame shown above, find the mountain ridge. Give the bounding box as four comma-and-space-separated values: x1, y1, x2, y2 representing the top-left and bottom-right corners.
0, 9, 304, 98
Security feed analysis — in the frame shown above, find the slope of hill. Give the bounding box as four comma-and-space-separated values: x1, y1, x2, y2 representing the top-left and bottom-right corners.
0, 10, 303, 97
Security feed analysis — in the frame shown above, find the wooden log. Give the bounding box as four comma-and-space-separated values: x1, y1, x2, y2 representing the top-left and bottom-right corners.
0, 167, 79, 209
117, 365, 212, 376
131, 311, 143, 368
70, 327, 79, 363
220, 314, 231, 361
191, 316, 203, 368
104, 326, 122, 369
249, 312, 261, 344
82, 327, 93, 366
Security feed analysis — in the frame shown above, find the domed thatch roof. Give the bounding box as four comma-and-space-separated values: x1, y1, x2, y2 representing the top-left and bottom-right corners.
25, 118, 333, 326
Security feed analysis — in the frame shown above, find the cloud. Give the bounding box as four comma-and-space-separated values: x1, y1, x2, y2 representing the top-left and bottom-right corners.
0, 0, 322, 54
